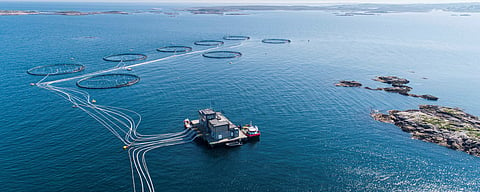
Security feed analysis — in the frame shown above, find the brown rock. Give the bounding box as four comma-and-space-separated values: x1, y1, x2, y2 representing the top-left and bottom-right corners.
335, 80, 362, 87
372, 105, 480, 157
421, 94, 439, 101
373, 76, 410, 85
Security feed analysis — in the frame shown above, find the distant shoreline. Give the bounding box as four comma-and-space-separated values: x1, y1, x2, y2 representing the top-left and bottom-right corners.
0, 10, 128, 16
2, 3, 480, 16
184, 4, 480, 15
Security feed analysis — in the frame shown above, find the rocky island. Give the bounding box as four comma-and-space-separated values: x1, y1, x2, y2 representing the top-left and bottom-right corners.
336, 76, 439, 101
372, 105, 480, 157
335, 80, 362, 87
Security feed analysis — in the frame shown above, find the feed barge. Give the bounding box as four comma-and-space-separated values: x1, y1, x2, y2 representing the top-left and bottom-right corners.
184, 109, 260, 147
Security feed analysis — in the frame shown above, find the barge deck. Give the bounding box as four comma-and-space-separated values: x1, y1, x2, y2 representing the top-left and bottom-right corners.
187, 109, 253, 147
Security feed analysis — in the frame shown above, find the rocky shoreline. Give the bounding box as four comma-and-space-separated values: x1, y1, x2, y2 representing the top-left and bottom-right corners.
372, 105, 480, 157
336, 76, 438, 101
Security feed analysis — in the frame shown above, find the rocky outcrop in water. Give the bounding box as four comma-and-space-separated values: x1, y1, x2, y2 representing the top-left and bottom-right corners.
419, 94, 439, 101
373, 76, 410, 85
335, 80, 362, 87
336, 76, 438, 101
372, 105, 480, 157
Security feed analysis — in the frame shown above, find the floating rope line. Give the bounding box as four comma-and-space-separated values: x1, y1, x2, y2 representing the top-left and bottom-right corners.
114, 60, 126, 68
32, 38, 249, 192
38, 83, 199, 192
40, 41, 244, 85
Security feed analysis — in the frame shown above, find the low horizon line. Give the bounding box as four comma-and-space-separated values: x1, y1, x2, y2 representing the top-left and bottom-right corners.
1, 0, 480, 5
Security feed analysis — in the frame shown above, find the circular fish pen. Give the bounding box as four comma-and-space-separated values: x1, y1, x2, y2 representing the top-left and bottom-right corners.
202, 51, 242, 59
262, 39, 291, 44
27, 64, 85, 76
223, 35, 250, 40
194, 40, 224, 46
76, 73, 140, 89
103, 53, 147, 62
156, 46, 193, 53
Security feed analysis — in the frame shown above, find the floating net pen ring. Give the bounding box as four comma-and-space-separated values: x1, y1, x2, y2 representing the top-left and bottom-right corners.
194, 40, 224, 46
156, 46, 193, 53
27, 64, 85, 76
223, 36, 250, 40
76, 73, 140, 89
202, 51, 242, 59
103, 53, 147, 62
261, 39, 291, 44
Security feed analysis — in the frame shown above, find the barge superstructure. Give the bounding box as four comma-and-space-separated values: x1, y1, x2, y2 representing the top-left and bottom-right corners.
185, 109, 259, 147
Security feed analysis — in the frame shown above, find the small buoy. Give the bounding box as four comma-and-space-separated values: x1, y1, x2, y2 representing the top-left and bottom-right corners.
127, 68, 132, 71
123, 145, 128, 150
30, 83, 35, 86
91, 99, 97, 103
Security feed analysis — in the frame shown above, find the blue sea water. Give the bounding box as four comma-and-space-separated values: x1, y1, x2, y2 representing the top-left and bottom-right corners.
1, 2, 480, 191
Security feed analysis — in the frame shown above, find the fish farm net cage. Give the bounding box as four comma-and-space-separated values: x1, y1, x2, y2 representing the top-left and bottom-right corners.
27, 64, 85, 76
156, 46, 193, 53
223, 36, 250, 40
261, 39, 291, 44
194, 40, 224, 46
76, 74, 140, 89
202, 51, 242, 59
103, 53, 147, 62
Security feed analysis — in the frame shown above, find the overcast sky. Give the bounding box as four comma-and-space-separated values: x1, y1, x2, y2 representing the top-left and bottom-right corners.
1, 0, 479, 4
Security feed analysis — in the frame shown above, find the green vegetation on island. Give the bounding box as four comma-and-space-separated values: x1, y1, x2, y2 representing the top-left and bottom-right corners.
372, 105, 480, 157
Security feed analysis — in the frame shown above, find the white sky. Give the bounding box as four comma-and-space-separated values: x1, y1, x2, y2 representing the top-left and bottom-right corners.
1, 0, 480, 4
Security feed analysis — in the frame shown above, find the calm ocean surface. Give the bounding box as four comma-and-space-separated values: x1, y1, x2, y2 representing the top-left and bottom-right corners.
1, 2, 480, 191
